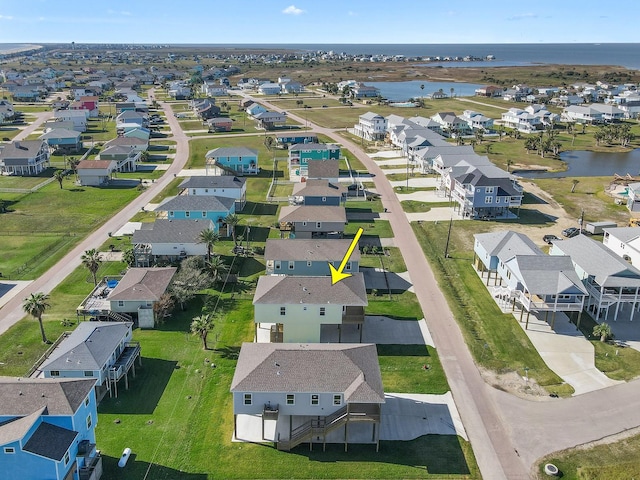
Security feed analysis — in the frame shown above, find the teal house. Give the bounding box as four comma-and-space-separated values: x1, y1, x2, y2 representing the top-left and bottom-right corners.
205, 147, 259, 176
288, 143, 341, 176
154, 195, 236, 235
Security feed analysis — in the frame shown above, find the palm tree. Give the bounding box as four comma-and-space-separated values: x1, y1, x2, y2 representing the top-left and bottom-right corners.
593, 322, 612, 342
54, 170, 65, 189
571, 179, 580, 193
206, 255, 229, 284
198, 228, 219, 262
450, 87, 455, 98
23, 292, 51, 343
81, 249, 102, 286
190, 313, 215, 350
224, 214, 240, 245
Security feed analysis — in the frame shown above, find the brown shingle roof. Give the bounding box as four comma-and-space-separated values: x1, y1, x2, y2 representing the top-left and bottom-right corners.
108, 267, 176, 301
0, 378, 95, 416
278, 205, 347, 223
253, 273, 367, 306
264, 238, 360, 262
230, 343, 384, 404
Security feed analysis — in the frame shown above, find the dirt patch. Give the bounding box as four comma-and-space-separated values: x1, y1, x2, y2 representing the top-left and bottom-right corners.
479, 367, 554, 401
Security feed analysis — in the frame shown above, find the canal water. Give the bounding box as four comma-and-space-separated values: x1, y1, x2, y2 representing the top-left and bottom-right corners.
516, 149, 640, 178
366, 80, 485, 102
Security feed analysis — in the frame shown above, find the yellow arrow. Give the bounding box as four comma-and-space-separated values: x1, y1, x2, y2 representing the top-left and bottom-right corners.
329, 227, 363, 285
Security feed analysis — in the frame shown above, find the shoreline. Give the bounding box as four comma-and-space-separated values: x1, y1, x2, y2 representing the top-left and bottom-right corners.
0, 44, 43, 56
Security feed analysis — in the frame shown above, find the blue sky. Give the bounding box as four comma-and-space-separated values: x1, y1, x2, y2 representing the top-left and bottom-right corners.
1, 1, 640, 44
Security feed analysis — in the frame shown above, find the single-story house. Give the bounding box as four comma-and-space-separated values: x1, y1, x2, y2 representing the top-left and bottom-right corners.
76, 160, 117, 186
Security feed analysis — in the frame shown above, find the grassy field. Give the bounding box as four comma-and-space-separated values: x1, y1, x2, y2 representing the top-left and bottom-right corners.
0, 177, 141, 279
537, 432, 640, 480
401, 200, 452, 213
359, 247, 408, 273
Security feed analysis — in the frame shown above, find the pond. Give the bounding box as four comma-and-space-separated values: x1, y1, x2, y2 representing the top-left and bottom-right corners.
516, 149, 640, 179
366, 80, 485, 102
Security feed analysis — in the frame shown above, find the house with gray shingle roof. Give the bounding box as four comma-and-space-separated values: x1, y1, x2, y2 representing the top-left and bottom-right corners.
290, 179, 346, 206
0, 140, 50, 176
264, 238, 359, 276
474, 231, 588, 327
205, 146, 259, 176
38, 128, 82, 153
0, 377, 102, 480
179, 175, 246, 210
452, 166, 523, 219
132, 219, 214, 266
40, 321, 139, 400
154, 195, 236, 235
108, 267, 177, 328
253, 273, 367, 343
550, 234, 640, 322
278, 205, 346, 239
230, 342, 384, 451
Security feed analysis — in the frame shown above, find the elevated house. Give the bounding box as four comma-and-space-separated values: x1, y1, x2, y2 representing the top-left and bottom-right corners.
246, 103, 267, 117
275, 133, 318, 148
0, 378, 103, 480
500, 108, 542, 133
191, 98, 220, 120
264, 238, 360, 276
97, 146, 140, 172
108, 267, 177, 328
179, 175, 247, 210
115, 110, 147, 129
415, 144, 476, 174
475, 85, 503, 97
53, 110, 87, 132
351, 82, 380, 99
550, 235, 640, 322
430, 112, 471, 136
205, 147, 259, 176
603, 226, 640, 266
278, 205, 347, 239
71, 96, 99, 118
230, 343, 384, 451
254, 111, 287, 130
474, 231, 588, 327
132, 219, 215, 266
353, 112, 387, 140
102, 136, 148, 154
39, 322, 140, 400
451, 166, 523, 219
0, 140, 50, 176
460, 110, 494, 131
76, 160, 116, 187
288, 143, 341, 177
206, 117, 233, 132
154, 195, 236, 235
39, 128, 82, 153
290, 179, 346, 206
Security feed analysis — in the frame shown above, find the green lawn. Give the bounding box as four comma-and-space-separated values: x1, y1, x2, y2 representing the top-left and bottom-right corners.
0, 177, 141, 279
359, 247, 407, 273
346, 220, 393, 239
401, 200, 452, 213
538, 433, 640, 480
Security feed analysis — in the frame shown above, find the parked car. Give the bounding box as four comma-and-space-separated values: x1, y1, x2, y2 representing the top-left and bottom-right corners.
543, 234, 561, 244
562, 227, 580, 238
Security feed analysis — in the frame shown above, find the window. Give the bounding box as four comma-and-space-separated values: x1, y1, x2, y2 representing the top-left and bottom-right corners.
333, 394, 342, 406
311, 394, 319, 405
286, 394, 295, 405
4, 447, 15, 454
485, 196, 493, 204
243, 393, 252, 405
64, 451, 70, 465
275, 261, 281, 270
192, 189, 196, 195
205, 189, 209, 193
485, 187, 494, 194
302, 221, 307, 226
169, 211, 174, 217
320, 307, 326, 316
84, 396, 90, 407
185, 211, 190, 218
322, 196, 327, 202
86, 414, 92, 429
280, 307, 286, 316
307, 261, 312, 267
316, 222, 322, 229
50, 370, 60, 377
118, 300, 124, 307
346, 261, 351, 271
495, 197, 501, 203
84, 371, 93, 377
202, 211, 207, 218
288, 261, 294, 270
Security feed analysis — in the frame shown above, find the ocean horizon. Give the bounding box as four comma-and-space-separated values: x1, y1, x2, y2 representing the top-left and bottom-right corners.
2, 42, 639, 69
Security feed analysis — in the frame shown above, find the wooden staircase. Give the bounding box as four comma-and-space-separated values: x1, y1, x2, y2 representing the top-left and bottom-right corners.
277, 406, 351, 451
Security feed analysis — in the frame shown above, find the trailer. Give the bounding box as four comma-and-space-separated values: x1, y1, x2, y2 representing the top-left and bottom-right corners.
584, 221, 617, 235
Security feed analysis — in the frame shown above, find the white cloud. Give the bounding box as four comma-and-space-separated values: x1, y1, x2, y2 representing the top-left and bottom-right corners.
282, 5, 304, 15
0, 15, 14, 20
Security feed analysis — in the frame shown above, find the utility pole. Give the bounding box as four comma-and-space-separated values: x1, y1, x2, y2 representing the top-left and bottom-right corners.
444, 217, 453, 258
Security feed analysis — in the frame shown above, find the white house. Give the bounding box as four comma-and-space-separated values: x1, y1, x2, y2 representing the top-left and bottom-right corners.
603, 226, 640, 266
352, 111, 387, 140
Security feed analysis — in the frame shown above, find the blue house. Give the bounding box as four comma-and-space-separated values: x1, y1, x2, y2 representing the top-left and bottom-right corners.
290, 179, 346, 206
154, 195, 236, 235
205, 147, 259, 176
0, 377, 103, 480
265, 238, 360, 276
275, 133, 318, 147
288, 143, 341, 176
39, 128, 82, 153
